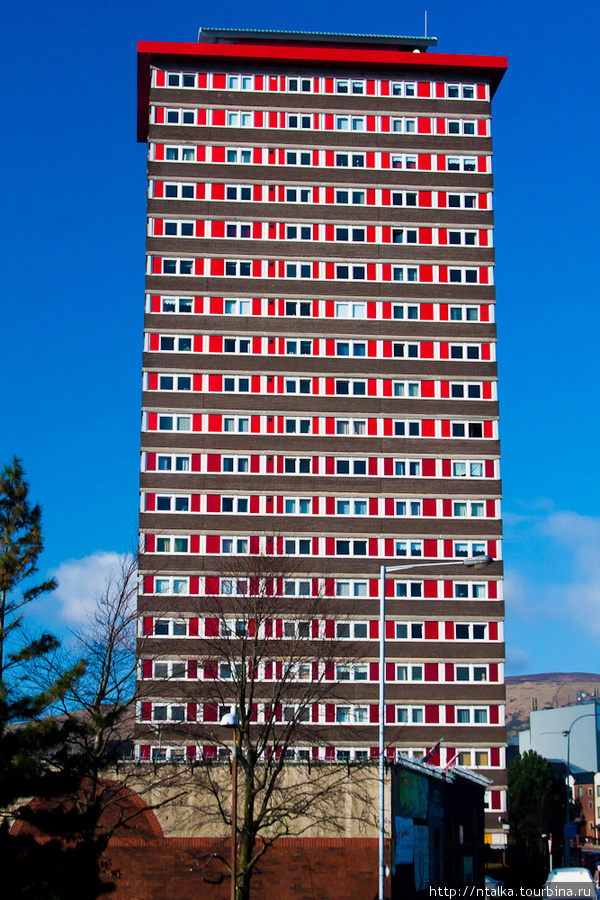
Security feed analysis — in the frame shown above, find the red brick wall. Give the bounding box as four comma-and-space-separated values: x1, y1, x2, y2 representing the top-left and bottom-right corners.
103, 836, 382, 900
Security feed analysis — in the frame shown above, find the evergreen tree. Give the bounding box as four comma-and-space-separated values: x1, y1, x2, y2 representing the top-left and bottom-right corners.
507, 750, 565, 885
0, 456, 85, 808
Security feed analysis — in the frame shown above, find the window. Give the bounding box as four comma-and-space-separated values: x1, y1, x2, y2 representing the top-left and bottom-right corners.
284, 301, 312, 317
390, 154, 417, 170
448, 193, 477, 209
164, 108, 197, 125
335, 115, 365, 131
454, 583, 487, 599
396, 622, 424, 638
154, 577, 188, 597
397, 707, 425, 724
395, 501, 422, 517
224, 261, 252, 277
335, 540, 367, 556
161, 259, 194, 275
451, 422, 484, 439
391, 118, 416, 133
158, 335, 192, 352
155, 454, 190, 472
454, 541, 487, 558
393, 267, 418, 283
450, 306, 480, 322
336, 419, 366, 435
392, 304, 419, 320
451, 344, 481, 360
287, 77, 312, 92
225, 185, 252, 201
155, 494, 190, 512
157, 374, 191, 391
286, 151, 312, 165
396, 665, 424, 682
228, 75, 253, 91
394, 421, 421, 437
222, 456, 249, 473
394, 382, 419, 398
284, 418, 311, 434
335, 379, 366, 396
223, 337, 251, 354
451, 383, 482, 399
285, 263, 312, 278
448, 230, 478, 247
449, 268, 479, 285
164, 72, 197, 88
223, 376, 250, 393
391, 81, 416, 97
164, 146, 196, 162
447, 83, 476, 100
153, 536, 189, 553
335, 152, 365, 168
456, 665, 488, 682
453, 501, 486, 517
220, 579, 249, 596
157, 296, 194, 313
336, 499, 367, 515
452, 461, 485, 478
285, 340, 312, 356
448, 119, 477, 136
391, 190, 417, 206
221, 496, 249, 513
227, 110, 254, 128
395, 541, 423, 557
335, 227, 365, 242
283, 580, 311, 597
163, 220, 194, 237
335, 582, 368, 600
284, 187, 311, 203
226, 223, 252, 239
283, 621, 310, 639
447, 157, 477, 173
156, 415, 191, 432
335, 303, 366, 319
162, 183, 196, 201
284, 498, 311, 514
283, 538, 311, 555
286, 225, 312, 240
335, 190, 365, 205
395, 582, 423, 598
226, 148, 252, 163
283, 457, 311, 474
394, 460, 421, 476
224, 299, 251, 315
335, 458, 367, 475
455, 623, 487, 640
223, 417, 250, 433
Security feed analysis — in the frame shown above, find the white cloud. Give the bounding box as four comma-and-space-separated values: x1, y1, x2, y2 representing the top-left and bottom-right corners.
505, 647, 532, 673
50, 551, 127, 624
505, 510, 600, 658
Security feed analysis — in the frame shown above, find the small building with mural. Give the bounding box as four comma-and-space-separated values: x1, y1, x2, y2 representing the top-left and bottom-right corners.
391, 758, 490, 898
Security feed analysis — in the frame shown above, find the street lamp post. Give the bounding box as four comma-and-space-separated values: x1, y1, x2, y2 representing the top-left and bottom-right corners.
220, 712, 239, 900
562, 709, 598, 866
378, 555, 493, 900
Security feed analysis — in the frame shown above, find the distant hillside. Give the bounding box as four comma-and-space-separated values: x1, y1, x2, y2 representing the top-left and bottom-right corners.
505, 673, 600, 741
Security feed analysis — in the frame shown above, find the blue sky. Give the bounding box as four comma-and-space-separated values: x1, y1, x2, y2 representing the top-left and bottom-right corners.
2, 0, 599, 674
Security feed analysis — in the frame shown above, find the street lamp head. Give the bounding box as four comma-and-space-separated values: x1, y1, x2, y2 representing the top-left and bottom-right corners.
463, 555, 494, 568
219, 712, 239, 727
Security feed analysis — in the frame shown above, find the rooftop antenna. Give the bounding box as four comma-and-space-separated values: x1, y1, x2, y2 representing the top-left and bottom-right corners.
424, 11, 428, 37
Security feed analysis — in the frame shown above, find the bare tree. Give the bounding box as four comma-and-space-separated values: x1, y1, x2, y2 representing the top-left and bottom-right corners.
138, 552, 376, 899
12, 551, 189, 899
